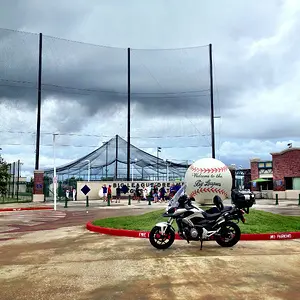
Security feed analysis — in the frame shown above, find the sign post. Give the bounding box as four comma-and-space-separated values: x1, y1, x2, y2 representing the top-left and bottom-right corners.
81, 185, 91, 209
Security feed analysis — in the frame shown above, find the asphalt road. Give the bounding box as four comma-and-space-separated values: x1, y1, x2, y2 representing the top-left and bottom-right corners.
0, 206, 160, 241
0, 226, 299, 300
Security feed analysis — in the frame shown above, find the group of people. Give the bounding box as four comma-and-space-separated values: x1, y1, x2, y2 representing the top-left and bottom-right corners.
144, 183, 182, 203
65, 187, 76, 201
101, 184, 118, 203
100, 182, 183, 203
65, 182, 183, 204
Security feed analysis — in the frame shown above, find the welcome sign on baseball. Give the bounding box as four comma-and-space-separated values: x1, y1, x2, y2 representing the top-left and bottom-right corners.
185, 158, 232, 204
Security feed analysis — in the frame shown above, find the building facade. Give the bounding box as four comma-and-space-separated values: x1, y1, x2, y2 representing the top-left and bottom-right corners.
250, 147, 300, 199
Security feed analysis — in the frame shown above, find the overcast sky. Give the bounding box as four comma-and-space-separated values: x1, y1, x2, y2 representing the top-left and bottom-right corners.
1, 0, 300, 179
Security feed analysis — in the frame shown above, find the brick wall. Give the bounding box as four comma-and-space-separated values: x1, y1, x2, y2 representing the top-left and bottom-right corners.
272, 149, 300, 191
230, 169, 235, 189
250, 160, 259, 191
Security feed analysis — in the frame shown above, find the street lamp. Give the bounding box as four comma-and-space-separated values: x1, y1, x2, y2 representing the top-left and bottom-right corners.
19, 162, 24, 177
157, 147, 161, 181
165, 159, 169, 181
84, 160, 91, 182
103, 141, 108, 179
53, 133, 59, 211
132, 158, 137, 182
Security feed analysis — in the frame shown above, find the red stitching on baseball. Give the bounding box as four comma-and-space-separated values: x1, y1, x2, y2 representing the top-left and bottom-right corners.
191, 165, 228, 173
190, 188, 227, 197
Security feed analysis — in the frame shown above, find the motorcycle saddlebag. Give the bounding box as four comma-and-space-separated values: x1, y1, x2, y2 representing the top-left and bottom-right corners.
231, 191, 255, 209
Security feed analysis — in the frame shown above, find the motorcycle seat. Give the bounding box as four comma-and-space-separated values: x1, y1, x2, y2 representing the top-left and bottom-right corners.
202, 211, 222, 220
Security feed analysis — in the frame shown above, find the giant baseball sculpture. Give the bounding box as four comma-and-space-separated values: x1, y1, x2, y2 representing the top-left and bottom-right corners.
185, 158, 232, 204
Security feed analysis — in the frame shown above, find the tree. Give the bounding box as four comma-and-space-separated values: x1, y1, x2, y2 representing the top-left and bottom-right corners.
26, 177, 34, 193
0, 158, 10, 197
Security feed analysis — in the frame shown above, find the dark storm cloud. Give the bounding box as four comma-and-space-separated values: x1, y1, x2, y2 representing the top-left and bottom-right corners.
0, 28, 243, 119
0, 0, 299, 137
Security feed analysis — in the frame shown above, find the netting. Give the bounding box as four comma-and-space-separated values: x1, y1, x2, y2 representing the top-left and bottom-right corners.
41, 35, 128, 132
0, 29, 39, 162
0, 28, 212, 180
44, 135, 189, 181
130, 46, 211, 154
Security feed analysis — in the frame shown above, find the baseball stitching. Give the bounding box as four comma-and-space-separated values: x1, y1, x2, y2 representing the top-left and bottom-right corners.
190, 166, 228, 173
190, 188, 228, 198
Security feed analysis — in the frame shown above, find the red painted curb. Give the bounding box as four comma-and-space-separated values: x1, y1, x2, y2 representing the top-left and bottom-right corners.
0, 207, 53, 212
86, 222, 300, 241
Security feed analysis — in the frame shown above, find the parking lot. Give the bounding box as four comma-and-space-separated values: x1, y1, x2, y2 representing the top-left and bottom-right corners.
1, 223, 300, 300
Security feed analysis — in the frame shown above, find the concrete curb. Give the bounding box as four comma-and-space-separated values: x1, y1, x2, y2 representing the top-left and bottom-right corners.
86, 221, 300, 241
0, 207, 53, 212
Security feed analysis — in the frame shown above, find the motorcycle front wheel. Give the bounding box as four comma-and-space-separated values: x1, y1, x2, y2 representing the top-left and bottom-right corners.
215, 221, 241, 247
149, 226, 175, 250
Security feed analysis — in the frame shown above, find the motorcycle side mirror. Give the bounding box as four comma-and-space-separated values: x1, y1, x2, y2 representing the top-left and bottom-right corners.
189, 197, 196, 202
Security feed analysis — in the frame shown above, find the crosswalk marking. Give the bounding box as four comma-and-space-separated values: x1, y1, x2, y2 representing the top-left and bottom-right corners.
0, 211, 67, 234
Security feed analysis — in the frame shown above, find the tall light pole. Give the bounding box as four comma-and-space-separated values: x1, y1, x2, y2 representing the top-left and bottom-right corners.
165, 159, 169, 181
132, 158, 137, 182
157, 147, 161, 181
84, 160, 91, 182
19, 162, 24, 177
103, 141, 108, 179
53, 133, 59, 211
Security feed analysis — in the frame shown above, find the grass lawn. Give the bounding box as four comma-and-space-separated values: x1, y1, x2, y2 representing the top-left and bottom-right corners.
92, 208, 300, 234
0, 197, 32, 204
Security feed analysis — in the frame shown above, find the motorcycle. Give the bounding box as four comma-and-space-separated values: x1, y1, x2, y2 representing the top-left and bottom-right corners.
149, 185, 251, 250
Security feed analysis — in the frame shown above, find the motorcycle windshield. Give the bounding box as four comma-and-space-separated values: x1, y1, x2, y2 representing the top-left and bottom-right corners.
168, 183, 187, 208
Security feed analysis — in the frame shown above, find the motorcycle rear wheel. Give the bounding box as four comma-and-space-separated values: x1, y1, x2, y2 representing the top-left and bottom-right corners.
215, 221, 241, 247
149, 226, 175, 250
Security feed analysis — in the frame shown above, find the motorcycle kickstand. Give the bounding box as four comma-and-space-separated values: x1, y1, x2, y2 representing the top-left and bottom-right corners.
199, 238, 203, 250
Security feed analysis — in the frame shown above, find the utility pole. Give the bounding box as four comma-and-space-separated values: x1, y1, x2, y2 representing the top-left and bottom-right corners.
35, 33, 43, 170
127, 48, 131, 181
157, 147, 161, 181
209, 43, 216, 158
16, 160, 20, 201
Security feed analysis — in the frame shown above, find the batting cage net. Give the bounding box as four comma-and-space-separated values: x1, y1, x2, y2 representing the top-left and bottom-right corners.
43, 135, 189, 181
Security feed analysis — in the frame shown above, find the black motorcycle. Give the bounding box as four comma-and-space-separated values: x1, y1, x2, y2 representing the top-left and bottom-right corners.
149, 194, 253, 250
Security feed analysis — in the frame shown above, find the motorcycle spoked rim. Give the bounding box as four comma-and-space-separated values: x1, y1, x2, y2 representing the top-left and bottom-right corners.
219, 224, 237, 242
153, 231, 172, 245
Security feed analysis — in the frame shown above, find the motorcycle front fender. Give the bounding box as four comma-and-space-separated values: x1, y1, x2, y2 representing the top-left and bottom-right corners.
155, 222, 175, 235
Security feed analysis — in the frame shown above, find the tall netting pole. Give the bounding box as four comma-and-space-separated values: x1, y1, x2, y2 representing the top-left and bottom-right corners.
105, 142, 108, 179
209, 43, 216, 159
35, 33, 43, 170
115, 134, 118, 180
127, 48, 131, 181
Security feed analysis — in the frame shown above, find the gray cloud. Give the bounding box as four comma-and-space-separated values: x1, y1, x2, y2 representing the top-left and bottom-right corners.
1, 0, 300, 173
0, 0, 291, 127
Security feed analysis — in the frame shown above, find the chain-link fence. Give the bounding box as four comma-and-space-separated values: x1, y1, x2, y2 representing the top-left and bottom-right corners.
0, 160, 33, 203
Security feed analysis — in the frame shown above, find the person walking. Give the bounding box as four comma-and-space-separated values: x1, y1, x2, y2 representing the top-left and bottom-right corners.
153, 185, 158, 203
108, 185, 112, 203
72, 187, 76, 201
102, 184, 108, 201
135, 184, 141, 203
116, 186, 121, 203
159, 186, 166, 202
